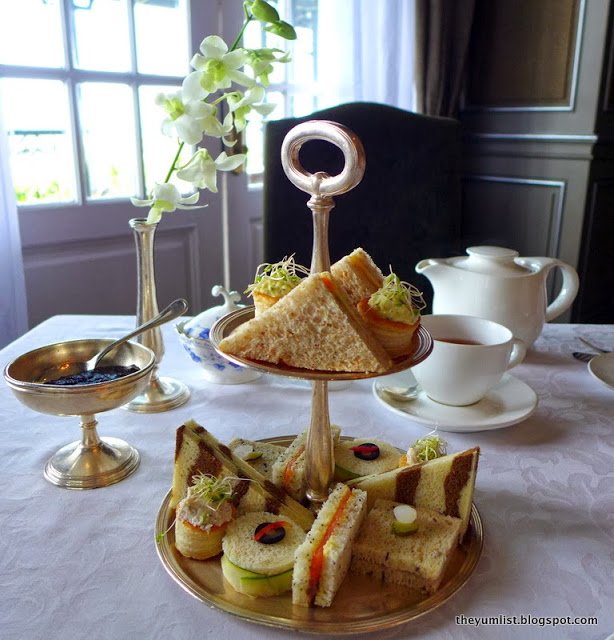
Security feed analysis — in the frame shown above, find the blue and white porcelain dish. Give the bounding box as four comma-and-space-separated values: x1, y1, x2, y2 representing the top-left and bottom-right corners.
176, 286, 261, 385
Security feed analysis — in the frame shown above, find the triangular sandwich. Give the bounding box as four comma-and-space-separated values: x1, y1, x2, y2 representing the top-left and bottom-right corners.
330, 247, 385, 306
218, 272, 393, 373
346, 447, 479, 540
271, 426, 342, 502
171, 420, 314, 531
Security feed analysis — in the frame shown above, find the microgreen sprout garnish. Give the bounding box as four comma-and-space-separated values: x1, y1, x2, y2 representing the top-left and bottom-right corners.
156, 518, 176, 545
245, 255, 310, 297
368, 270, 426, 323
188, 473, 236, 509
409, 432, 447, 463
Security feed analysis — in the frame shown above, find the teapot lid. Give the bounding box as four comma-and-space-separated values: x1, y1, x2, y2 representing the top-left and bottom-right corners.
454, 246, 531, 276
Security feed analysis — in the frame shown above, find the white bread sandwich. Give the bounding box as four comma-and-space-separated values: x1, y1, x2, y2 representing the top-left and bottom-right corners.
271, 426, 342, 502
292, 483, 367, 608
171, 420, 314, 532
333, 438, 401, 481
356, 272, 425, 358
244, 255, 310, 316
350, 499, 461, 594
346, 447, 479, 541
228, 437, 284, 481
174, 474, 237, 560
221, 511, 306, 598
219, 272, 393, 373
330, 247, 385, 306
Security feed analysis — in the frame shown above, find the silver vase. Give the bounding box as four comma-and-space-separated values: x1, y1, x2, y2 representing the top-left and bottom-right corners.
126, 218, 190, 412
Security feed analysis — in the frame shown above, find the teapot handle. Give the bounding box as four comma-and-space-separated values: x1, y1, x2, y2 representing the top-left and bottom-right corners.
544, 262, 580, 321
515, 258, 580, 322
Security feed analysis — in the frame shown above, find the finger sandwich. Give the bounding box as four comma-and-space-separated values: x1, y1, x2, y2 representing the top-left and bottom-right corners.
351, 499, 461, 594
347, 447, 479, 541
292, 483, 367, 607
229, 437, 285, 481
171, 420, 314, 532
330, 247, 385, 306
271, 426, 342, 502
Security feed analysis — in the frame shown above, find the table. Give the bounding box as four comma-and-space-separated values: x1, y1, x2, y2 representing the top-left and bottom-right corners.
1, 315, 613, 640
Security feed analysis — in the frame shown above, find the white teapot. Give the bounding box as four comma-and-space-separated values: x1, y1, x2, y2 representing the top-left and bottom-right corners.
415, 246, 579, 350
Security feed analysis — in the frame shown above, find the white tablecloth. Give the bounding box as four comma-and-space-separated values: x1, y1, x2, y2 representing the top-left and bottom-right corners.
1, 316, 613, 640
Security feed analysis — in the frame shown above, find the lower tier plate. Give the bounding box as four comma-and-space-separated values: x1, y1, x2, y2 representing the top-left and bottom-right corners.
154, 435, 483, 635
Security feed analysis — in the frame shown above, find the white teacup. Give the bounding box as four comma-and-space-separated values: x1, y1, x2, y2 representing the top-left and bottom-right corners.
411, 315, 526, 406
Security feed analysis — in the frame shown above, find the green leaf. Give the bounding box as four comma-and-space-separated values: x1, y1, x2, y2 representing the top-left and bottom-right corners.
265, 20, 297, 40
249, 0, 280, 23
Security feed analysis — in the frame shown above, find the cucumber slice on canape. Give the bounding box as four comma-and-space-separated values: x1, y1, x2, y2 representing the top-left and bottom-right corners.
391, 504, 418, 536
221, 554, 293, 597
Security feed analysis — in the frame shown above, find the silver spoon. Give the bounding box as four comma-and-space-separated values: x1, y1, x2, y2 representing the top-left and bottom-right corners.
39, 299, 188, 383
86, 298, 188, 371
375, 378, 421, 402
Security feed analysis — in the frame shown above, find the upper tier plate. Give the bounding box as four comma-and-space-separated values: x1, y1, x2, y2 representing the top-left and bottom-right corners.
209, 306, 433, 381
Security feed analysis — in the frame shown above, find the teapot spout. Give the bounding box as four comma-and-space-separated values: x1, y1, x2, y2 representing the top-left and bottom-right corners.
415, 258, 449, 277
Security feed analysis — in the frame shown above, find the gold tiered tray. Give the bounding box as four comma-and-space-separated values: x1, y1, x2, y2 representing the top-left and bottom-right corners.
155, 436, 483, 635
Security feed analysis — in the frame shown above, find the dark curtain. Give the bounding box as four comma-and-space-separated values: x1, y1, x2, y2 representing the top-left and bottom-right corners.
415, 0, 476, 117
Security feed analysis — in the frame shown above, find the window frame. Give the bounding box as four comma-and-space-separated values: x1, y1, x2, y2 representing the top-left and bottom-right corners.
0, 0, 188, 209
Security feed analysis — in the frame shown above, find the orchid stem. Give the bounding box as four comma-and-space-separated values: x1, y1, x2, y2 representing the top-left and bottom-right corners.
230, 11, 252, 51
164, 141, 185, 183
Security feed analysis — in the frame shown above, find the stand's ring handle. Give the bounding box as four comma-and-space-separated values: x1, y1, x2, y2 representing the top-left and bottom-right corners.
281, 120, 366, 197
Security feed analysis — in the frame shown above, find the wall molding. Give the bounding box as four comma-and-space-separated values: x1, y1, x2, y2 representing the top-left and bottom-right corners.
461, 174, 566, 257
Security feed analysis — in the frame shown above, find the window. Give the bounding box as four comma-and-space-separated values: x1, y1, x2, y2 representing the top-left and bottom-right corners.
243, 0, 337, 182
0, 0, 191, 206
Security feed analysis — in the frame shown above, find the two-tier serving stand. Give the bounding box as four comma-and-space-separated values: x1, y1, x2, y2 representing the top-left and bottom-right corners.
159, 122, 482, 634
210, 120, 433, 506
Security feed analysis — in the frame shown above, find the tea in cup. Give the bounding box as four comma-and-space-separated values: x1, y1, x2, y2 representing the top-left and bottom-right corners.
411, 315, 526, 406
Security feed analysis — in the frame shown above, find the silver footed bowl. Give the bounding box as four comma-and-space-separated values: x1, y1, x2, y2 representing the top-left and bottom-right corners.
4, 338, 155, 490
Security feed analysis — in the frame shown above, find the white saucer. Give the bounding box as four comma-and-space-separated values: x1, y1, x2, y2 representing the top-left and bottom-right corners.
372, 372, 538, 432
588, 353, 614, 390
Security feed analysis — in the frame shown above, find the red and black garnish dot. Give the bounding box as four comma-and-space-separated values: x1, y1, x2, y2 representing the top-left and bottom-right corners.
253, 521, 287, 544
350, 443, 380, 461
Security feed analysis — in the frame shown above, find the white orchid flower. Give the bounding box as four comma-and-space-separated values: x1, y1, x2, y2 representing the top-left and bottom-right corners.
188, 35, 253, 95
131, 183, 205, 224
155, 92, 212, 145
226, 86, 275, 132
176, 150, 246, 193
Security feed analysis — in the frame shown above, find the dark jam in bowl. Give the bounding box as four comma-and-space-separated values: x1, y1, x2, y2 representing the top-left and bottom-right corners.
45, 365, 140, 386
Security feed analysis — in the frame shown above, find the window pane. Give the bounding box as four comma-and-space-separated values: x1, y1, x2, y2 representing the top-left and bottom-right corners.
0, 0, 64, 68
78, 82, 137, 199
245, 90, 285, 177
138, 85, 193, 195
72, 0, 131, 72
0, 78, 77, 204
134, 0, 189, 76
